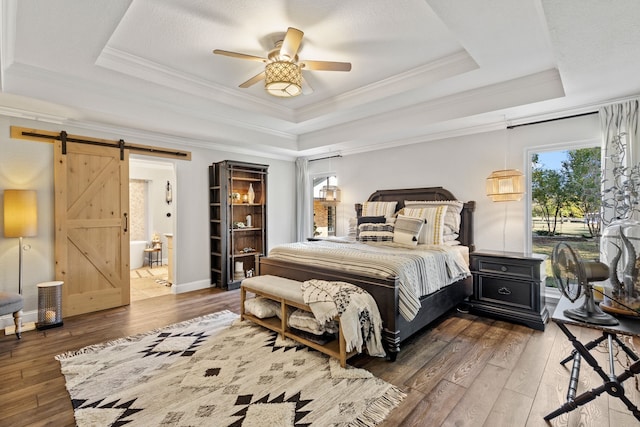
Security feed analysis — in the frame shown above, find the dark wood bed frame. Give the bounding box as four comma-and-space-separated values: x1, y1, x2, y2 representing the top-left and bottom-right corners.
259, 187, 476, 360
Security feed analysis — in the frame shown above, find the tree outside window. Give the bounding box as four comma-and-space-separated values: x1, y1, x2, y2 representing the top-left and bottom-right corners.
531, 147, 601, 286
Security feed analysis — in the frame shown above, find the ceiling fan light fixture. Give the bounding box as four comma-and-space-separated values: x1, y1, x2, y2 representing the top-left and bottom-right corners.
265, 61, 302, 97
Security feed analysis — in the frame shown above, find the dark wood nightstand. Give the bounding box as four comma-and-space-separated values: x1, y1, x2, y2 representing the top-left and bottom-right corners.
469, 250, 549, 331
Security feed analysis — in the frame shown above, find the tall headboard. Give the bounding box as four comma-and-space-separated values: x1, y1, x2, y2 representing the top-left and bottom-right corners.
355, 186, 475, 251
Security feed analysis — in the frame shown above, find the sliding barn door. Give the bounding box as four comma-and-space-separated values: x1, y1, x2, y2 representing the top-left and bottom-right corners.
54, 141, 130, 317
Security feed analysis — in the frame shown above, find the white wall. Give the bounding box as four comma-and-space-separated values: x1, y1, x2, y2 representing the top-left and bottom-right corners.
0, 116, 296, 325
331, 113, 601, 252
0, 110, 603, 327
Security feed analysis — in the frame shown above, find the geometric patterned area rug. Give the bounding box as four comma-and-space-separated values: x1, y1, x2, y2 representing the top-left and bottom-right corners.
55, 310, 405, 426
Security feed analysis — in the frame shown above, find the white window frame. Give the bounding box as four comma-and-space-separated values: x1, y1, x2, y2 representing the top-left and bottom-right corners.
525, 138, 600, 302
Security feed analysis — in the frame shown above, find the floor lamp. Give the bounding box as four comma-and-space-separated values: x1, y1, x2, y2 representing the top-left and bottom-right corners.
3, 190, 38, 295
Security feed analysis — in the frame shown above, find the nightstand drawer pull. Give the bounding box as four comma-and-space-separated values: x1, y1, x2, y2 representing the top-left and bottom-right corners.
498, 287, 512, 295
501, 266, 508, 272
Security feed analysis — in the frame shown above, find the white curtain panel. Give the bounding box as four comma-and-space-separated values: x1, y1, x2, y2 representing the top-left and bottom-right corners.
600, 99, 640, 225
295, 157, 313, 241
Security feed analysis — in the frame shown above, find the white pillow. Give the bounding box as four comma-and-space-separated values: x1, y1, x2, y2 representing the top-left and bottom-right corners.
403, 205, 448, 245
361, 201, 398, 218
244, 297, 280, 319
404, 200, 464, 234
347, 217, 358, 238
288, 309, 339, 335
393, 214, 425, 246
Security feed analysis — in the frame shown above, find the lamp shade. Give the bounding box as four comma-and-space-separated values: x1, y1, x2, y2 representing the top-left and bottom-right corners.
4, 190, 38, 237
265, 61, 302, 97
320, 185, 341, 203
486, 169, 525, 202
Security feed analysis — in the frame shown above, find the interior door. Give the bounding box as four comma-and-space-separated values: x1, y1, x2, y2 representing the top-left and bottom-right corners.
54, 140, 130, 317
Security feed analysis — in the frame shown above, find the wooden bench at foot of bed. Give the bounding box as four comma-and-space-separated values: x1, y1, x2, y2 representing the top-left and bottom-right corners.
240, 275, 355, 368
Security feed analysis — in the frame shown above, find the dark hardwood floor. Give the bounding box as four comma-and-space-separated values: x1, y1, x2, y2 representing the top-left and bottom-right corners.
1, 289, 639, 426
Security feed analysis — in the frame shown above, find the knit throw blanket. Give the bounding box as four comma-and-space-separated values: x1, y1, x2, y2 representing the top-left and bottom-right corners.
302, 279, 386, 357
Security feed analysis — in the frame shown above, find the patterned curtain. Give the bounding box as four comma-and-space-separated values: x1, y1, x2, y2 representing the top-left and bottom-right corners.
600, 99, 640, 225
295, 157, 313, 242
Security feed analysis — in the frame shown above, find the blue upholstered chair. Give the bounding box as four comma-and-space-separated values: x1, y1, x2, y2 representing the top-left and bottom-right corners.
0, 292, 24, 338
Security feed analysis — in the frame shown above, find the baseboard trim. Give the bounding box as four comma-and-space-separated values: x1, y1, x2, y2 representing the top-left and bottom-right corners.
1, 310, 37, 329
4, 321, 36, 336
173, 279, 214, 294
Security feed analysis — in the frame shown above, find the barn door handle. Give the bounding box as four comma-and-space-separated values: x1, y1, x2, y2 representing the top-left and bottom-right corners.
124, 212, 128, 232
498, 287, 511, 295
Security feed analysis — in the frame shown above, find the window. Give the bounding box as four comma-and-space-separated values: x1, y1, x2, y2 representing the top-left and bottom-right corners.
312, 175, 338, 237
529, 145, 601, 287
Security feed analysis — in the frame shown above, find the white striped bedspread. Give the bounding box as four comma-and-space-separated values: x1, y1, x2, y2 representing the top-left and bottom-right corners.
267, 240, 470, 321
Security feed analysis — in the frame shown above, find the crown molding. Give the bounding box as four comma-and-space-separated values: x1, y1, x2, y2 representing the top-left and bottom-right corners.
96, 46, 296, 122
63, 117, 297, 161
295, 50, 479, 123
0, 104, 66, 124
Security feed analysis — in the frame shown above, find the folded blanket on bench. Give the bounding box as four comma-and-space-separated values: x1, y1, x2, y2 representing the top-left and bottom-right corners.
302, 279, 385, 357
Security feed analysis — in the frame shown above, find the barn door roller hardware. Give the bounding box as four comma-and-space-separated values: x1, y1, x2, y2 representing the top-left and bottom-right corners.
10, 126, 192, 161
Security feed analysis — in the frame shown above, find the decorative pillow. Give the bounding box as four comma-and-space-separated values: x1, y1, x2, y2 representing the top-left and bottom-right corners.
393, 214, 425, 246
288, 309, 339, 335
357, 215, 386, 226
403, 205, 448, 245
443, 233, 459, 241
361, 201, 398, 218
443, 240, 461, 246
244, 297, 280, 319
357, 223, 395, 242
404, 200, 464, 234
347, 217, 358, 238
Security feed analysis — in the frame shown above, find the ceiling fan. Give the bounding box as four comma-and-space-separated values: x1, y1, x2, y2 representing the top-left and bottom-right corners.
213, 27, 352, 98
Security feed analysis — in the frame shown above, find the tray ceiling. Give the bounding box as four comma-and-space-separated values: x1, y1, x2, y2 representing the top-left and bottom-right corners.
2, 0, 640, 158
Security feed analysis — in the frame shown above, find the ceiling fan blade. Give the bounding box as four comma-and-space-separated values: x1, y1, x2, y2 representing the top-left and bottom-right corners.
301, 77, 314, 95
279, 27, 304, 60
301, 60, 352, 72
213, 49, 267, 62
239, 71, 266, 88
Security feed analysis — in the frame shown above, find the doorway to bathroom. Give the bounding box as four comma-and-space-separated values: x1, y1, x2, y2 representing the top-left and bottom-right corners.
129, 157, 176, 301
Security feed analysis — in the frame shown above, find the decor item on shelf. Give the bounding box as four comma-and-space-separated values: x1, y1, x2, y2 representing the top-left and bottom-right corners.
165, 181, 172, 205
234, 261, 244, 281
213, 27, 351, 98
486, 169, 525, 202
246, 214, 252, 227
601, 220, 640, 315
248, 183, 255, 204
231, 192, 241, 203
3, 190, 38, 295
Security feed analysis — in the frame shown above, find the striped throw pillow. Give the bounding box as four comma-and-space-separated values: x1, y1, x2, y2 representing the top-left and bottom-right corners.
403, 205, 448, 245
361, 201, 398, 218
357, 223, 395, 242
393, 214, 425, 246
